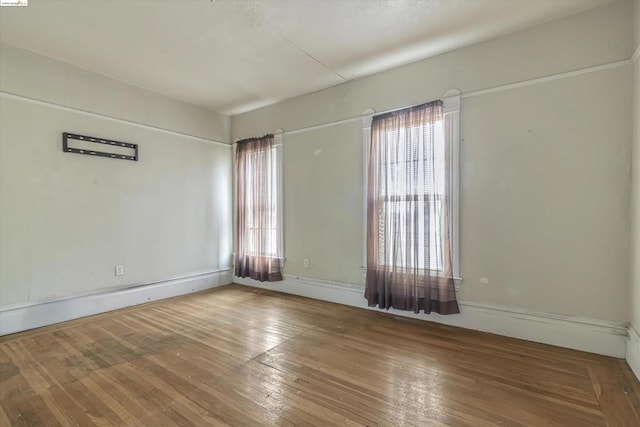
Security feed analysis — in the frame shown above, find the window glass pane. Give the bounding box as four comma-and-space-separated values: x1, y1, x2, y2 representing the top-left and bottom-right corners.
245, 147, 278, 257
379, 119, 445, 271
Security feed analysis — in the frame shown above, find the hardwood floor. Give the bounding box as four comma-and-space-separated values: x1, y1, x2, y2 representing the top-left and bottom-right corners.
1, 284, 639, 426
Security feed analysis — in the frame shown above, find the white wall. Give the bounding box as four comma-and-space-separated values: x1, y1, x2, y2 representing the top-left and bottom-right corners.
0, 44, 229, 142
0, 44, 233, 308
626, 0, 640, 379
630, 0, 640, 334
232, 2, 633, 323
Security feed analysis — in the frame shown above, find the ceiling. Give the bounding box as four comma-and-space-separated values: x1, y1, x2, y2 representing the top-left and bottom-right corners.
0, 0, 617, 115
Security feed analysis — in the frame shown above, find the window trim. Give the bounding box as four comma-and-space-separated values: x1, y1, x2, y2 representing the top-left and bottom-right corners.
275, 129, 284, 266
443, 89, 461, 282
362, 108, 374, 272
361, 90, 462, 287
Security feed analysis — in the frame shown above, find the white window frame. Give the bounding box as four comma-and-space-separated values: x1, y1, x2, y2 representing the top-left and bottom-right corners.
275, 129, 284, 266
443, 89, 460, 282
362, 90, 462, 287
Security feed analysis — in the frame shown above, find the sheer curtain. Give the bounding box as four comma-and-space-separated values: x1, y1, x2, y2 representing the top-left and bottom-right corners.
365, 100, 459, 314
235, 135, 283, 282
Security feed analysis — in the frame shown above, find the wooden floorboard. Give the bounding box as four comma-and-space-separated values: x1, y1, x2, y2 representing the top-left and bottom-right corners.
1, 284, 639, 426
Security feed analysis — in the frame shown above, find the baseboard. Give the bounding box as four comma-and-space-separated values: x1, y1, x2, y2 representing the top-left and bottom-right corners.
626, 326, 640, 381
234, 274, 627, 358
0, 269, 233, 336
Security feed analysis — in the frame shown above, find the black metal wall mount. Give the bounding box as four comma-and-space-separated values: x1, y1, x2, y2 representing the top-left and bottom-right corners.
62, 132, 138, 161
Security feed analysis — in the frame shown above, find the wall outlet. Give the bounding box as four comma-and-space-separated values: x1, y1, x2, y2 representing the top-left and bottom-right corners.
115, 265, 125, 276
303, 258, 309, 269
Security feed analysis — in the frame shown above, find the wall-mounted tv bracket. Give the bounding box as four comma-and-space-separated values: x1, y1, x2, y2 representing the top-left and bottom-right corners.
62, 132, 138, 161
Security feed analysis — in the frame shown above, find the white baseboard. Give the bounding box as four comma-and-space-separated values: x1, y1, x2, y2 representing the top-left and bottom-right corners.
234, 274, 627, 358
626, 326, 640, 381
0, 269, 233, 336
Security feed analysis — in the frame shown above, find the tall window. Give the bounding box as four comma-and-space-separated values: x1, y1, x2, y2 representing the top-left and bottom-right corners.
365, 98, 459, 315
235, 134, 283, 282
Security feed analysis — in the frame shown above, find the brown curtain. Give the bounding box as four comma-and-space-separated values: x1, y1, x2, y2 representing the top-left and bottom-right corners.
365, 100, 459, 314
235, 135, 283, 282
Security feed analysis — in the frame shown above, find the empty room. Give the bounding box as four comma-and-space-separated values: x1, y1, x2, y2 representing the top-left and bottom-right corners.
2, 0, 640, 425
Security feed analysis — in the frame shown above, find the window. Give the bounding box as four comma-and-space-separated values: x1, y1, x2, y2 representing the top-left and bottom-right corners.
362, 90, 460, 280
234, 132, 283, 282
243, 147, 279, 257
379, 118, 445, 272
362, 91, 460, 314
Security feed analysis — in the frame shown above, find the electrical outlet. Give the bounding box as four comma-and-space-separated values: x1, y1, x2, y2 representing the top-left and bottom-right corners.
303, 258, 309, 269
115, 265, 125, 276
